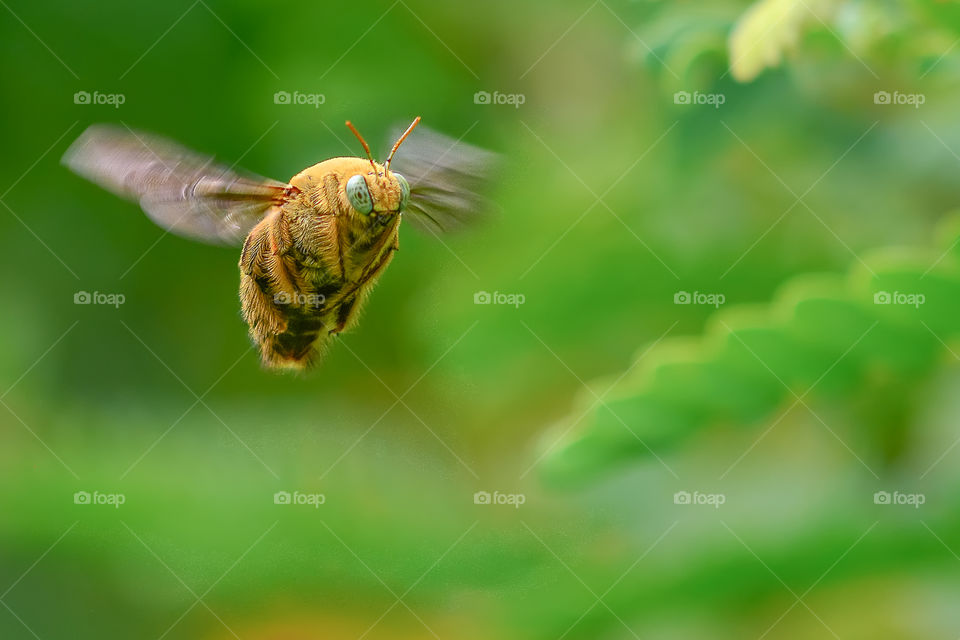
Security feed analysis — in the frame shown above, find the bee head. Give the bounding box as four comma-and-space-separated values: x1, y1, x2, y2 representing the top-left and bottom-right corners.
342, 118, 419, 226
342, 162, 410, 226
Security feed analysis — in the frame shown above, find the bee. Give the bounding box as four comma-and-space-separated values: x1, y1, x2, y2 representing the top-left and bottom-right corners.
63, 119, 496, 370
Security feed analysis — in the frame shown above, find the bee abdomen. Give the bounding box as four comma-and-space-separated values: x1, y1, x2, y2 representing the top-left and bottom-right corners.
269, 330, 321, 364
258, 310, 332, 370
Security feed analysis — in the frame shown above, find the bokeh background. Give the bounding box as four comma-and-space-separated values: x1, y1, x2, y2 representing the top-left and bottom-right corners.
3, 0, 960, 637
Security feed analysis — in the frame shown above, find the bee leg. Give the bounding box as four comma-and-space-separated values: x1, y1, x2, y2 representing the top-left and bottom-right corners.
242, 212, 332, 371
331, 295, 359, 334
331, 252, 398, 335
332, 235, 399, 335
239, 215, 289, 344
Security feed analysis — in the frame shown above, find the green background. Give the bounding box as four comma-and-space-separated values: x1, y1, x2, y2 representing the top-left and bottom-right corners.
3, 0, 960, 637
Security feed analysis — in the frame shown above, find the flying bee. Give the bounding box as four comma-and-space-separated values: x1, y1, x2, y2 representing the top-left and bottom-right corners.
63, 119, 496, 370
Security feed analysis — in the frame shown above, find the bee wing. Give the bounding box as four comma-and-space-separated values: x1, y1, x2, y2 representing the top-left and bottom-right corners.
63, 124, 291, 246
387, 125, 499, 234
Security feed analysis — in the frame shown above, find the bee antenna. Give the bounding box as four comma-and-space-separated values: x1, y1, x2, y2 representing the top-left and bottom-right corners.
345, 121, 377, 172
384, 116, 421, 172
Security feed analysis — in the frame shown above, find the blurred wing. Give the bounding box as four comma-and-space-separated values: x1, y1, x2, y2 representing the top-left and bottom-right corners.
387, 125, 499, 234
63, 124, 291, 246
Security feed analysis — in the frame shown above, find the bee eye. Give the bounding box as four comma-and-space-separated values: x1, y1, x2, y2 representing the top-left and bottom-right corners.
346, 174, 373, 214
394, 173, 410, 211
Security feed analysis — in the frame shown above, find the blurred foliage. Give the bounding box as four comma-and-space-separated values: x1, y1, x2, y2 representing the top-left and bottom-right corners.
545, 213, 960, 481
3, 0, 960, 638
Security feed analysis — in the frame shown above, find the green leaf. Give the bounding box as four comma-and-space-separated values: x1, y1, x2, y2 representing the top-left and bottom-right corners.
729, 0, 833, 81
543, 213, 960, 483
